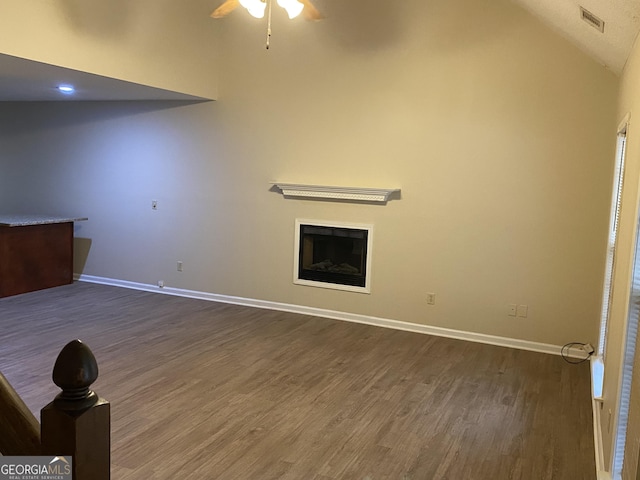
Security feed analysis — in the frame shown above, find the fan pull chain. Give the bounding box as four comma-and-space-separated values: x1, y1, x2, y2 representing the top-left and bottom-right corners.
265, 0, 272, 49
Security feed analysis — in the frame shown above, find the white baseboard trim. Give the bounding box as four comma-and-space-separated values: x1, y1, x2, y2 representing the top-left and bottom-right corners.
74, 274, 585, 358
590, 356, 610, 479
592, 389, 610, 479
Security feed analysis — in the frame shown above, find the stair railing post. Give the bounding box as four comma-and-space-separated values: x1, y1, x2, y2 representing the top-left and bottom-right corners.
41, 339, 110, 480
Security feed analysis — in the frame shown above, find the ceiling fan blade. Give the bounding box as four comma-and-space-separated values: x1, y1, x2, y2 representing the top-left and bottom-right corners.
211, 0, 240, 18
300, 0, 324, 20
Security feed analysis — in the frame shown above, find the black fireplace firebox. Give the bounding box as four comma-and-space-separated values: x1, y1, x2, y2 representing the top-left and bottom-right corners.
297, 224, 368, 288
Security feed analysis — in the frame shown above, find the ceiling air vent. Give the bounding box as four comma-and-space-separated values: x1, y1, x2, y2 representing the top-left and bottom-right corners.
580, 6, 605, 33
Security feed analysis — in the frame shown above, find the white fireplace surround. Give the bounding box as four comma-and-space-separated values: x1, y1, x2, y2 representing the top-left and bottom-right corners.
293, 219, 374, 294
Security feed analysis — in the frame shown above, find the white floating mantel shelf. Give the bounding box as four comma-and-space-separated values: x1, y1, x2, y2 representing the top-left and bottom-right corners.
272, 183, 401, 203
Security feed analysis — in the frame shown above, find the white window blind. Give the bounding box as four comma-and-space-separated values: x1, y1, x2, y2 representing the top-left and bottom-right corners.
612, 212, 640, 477
599, 128, 627, 358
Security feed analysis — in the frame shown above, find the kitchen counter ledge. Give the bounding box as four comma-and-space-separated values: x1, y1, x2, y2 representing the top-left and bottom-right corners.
0, 214, 88, 227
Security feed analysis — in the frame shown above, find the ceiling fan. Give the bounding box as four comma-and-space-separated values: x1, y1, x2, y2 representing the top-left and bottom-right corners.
211, 0, 324, 21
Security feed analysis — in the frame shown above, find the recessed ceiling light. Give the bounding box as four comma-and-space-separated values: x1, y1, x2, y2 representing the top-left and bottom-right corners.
57, 85, 75, 94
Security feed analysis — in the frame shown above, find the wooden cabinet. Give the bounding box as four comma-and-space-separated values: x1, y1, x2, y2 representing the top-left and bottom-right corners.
0, 218, 84, 298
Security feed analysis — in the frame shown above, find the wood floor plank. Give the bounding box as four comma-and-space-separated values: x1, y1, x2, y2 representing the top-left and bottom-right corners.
0, 282, 595, 479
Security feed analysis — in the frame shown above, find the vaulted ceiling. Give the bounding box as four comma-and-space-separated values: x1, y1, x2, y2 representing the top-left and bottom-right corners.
0, 0, 639, 101
512, 0, 640, 73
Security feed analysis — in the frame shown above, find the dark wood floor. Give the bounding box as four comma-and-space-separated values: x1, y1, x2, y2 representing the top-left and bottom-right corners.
1, 282, 595, 479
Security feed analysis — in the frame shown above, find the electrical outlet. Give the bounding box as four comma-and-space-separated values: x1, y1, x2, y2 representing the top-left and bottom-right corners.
517, 305, 528, 318
427, 293, 436, 305
152, 200, 158, 210
157, 280, 164, 288
177, 261, 183, 272
508, 304, 517, 316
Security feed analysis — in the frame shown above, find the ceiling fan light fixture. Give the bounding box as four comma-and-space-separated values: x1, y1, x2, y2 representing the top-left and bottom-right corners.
239, 0, 266, 18
277, 0, 304, 19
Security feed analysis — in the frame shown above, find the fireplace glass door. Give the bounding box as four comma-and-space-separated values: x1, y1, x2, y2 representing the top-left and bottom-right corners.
297, 224, 368, 288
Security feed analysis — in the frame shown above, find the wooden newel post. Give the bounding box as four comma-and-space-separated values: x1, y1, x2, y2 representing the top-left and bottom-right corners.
41, 340, 110, 480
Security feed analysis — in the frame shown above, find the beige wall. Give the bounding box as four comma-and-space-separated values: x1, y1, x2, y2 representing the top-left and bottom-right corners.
0, 0, 618, 349
0, 0, 219, 99
608, 32, 640, 480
